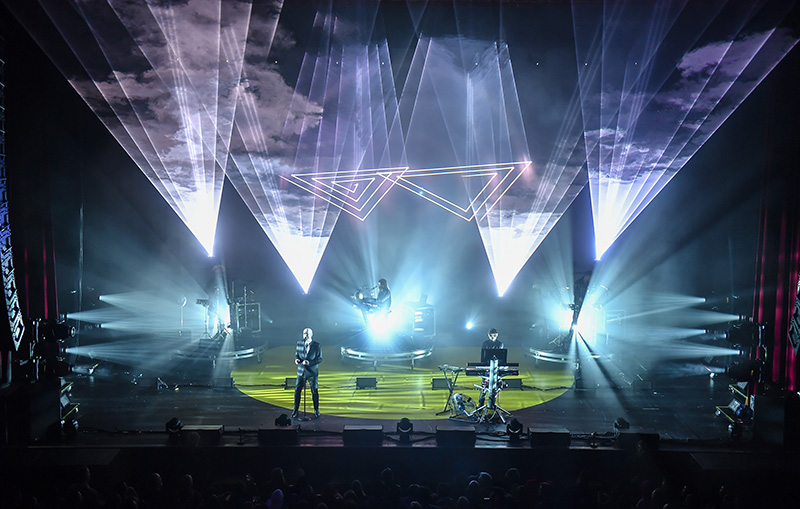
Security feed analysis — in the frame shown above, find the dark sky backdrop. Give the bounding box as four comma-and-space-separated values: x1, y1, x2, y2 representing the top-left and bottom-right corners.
1, 1, 798, 348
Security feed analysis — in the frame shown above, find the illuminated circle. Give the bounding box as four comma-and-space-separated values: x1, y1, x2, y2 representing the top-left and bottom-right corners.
233, 346, 573, 420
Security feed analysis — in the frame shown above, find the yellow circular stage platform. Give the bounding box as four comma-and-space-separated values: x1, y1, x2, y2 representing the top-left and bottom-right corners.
233, 346, 574, 420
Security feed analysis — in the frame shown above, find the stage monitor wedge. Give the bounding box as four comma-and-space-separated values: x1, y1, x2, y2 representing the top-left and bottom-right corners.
356, 377, 377, 389
529, 428, 571, 448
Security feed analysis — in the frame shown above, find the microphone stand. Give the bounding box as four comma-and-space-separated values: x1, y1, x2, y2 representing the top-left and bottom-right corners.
297, 379, 311, 421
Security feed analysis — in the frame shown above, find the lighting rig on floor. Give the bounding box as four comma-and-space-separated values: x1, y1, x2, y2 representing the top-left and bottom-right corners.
715, 317, 766, 440
1, 317, 80, 443
12, 319, 76, 382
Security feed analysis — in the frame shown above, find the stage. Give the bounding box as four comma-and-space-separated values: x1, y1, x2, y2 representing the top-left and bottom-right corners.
63, 338, 734, 445
8, 333, 800, 507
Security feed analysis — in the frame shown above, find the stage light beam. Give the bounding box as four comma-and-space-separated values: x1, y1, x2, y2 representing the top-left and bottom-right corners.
226, 4, 404, 292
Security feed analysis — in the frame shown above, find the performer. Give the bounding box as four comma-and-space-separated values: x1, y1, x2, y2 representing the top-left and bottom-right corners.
481, 328, 504, 351
479, 328, 504, 408
375, 278, 391, 313
293, 327, 322, 418
354, 278, 392, 324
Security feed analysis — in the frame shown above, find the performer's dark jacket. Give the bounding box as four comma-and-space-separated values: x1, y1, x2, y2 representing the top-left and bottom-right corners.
296, 340, 322, 377
481, 339, 504, 350
377, 288, 392, 311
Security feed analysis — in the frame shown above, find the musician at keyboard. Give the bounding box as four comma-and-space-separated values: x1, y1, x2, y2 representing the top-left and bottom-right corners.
481, 327, 504, 351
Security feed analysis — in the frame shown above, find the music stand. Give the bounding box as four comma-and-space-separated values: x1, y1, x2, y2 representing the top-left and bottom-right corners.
196, 298, 212, 339
481, 348, 507, 365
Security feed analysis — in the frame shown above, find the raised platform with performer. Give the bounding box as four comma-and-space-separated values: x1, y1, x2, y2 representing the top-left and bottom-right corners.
352, 278, 392, 318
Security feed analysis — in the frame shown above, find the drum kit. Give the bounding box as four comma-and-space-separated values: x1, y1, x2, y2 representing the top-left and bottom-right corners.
194, 281, 262, 339
436, 357, 520, 423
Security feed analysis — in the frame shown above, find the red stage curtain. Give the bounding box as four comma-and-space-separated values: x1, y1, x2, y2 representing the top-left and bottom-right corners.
753, 58, 800, 392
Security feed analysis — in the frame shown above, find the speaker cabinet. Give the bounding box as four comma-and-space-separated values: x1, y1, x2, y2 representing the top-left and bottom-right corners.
753, 393, 800, 448
258, 427, 300, 446
617, 430, 660, 450
436, 425, 476, 447
179, 424, 224, 446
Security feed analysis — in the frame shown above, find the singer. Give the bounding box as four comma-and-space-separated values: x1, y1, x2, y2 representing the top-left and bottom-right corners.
293, 327, 322, 418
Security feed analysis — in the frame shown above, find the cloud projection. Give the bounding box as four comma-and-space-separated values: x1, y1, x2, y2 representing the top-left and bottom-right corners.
226, 2, 406, 292
573, 0, 799, 259
7, 0, 796, 295
28, 0, 255, 256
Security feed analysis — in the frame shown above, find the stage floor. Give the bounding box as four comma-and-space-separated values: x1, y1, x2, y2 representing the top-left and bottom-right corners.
64, 341, 735, 446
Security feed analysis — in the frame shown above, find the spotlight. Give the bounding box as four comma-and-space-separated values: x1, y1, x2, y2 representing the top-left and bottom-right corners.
33, 341, 64, 359
727, 320, 763, 348
50, 359, 73, 378
465, 321, 474, 330
275, 414, 292, 427
506, 419, 523, 441
728, 421, 744, 441
613, 417, 630, 434
38, 320, 75, 343
62, 418, 79, 439
557, 306, 574, 331
165, 417, 183, 437
366, 313, 391, 338
704, 330, 728, 341
726, 359, 762, 382
396, 417, 413, 443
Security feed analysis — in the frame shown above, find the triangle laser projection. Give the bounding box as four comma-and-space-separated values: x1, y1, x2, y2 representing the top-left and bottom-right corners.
399, 36, 586, 296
